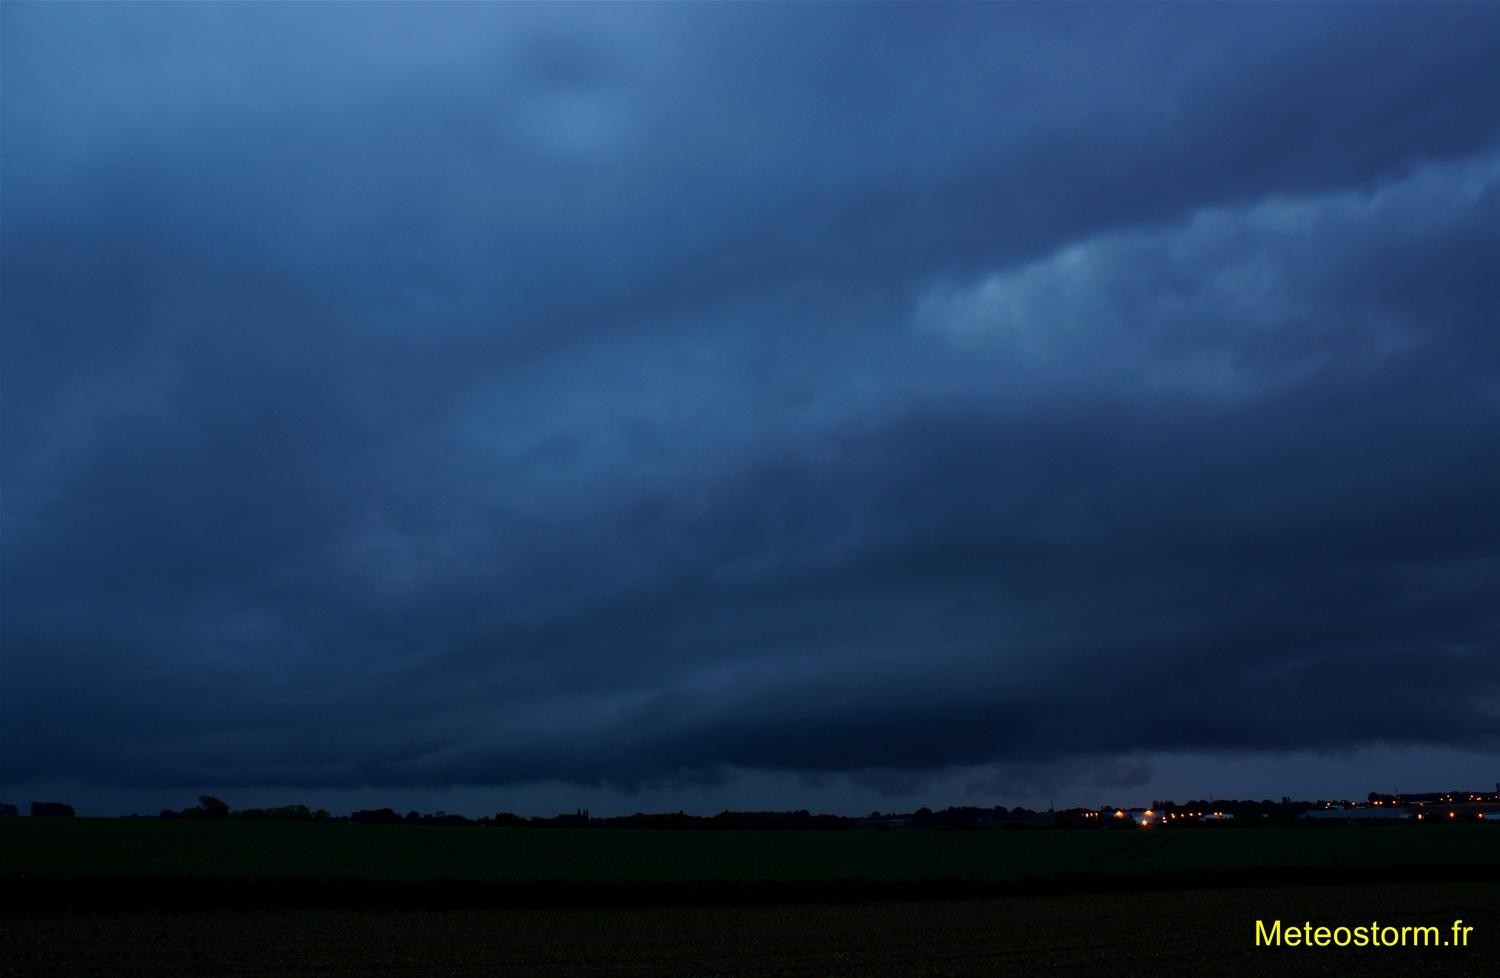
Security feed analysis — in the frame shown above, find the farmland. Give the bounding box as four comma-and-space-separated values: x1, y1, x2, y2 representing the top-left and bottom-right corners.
5, 819, 1497, 895
5, 882, 1498, 977
2, 821, 1497, 975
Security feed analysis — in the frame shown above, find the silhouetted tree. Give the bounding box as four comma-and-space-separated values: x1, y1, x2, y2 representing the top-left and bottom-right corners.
234, 804, 314, 821
351, 808, 402, 825
0, 803, 18, 817
197, 795, 230, 818
30, 801, 75, 817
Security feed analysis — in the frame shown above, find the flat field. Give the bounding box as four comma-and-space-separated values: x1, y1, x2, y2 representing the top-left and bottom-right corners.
3, 820, 1496, 901
3, 821, 1497, 976
5, 883, 1497, 977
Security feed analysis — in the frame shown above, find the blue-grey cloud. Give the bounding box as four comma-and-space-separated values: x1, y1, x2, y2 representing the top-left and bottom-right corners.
3, 3, 1498, 806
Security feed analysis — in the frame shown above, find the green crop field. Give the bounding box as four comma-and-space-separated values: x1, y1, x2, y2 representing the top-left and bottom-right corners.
3, 821, 1497, 976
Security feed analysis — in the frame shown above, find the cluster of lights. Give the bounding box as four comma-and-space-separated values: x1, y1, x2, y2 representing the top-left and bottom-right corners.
1082, 796, 1492, 827
1373, 791, 1499, 808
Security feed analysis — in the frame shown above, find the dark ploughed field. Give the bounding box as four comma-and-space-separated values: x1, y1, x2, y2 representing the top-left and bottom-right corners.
3, 821, 1496, 976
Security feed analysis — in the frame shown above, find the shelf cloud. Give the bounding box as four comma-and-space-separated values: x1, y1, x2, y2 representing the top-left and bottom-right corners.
3, 2, 1497, 812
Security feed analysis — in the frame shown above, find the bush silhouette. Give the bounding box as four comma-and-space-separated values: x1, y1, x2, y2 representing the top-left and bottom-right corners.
197, 795, 230, 819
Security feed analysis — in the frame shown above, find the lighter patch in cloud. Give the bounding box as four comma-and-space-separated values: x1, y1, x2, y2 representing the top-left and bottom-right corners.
516, 88, 636, 161
915, 243, 1106, 358
915, 150, 1500, 398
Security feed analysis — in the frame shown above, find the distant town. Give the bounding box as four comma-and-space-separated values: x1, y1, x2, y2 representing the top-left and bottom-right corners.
5, 785, 1497, 829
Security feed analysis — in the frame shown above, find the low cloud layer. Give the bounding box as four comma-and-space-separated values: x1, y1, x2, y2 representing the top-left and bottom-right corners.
3, 4, 1498, 809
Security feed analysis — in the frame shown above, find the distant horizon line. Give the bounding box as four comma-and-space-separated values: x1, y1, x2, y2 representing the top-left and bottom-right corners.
8, 785, 1499, 822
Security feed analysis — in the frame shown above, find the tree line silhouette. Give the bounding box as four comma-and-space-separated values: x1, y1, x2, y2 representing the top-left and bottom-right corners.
5, 794, 1483, 828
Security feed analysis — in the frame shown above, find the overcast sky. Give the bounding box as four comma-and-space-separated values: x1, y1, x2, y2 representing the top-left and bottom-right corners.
3, 2, 1497, 817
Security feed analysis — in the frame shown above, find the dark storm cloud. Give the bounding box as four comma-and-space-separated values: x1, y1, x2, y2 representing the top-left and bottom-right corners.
2, 2, 1498, 802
